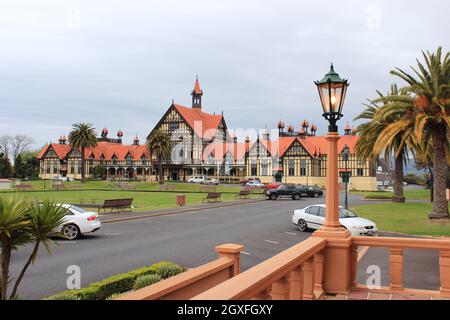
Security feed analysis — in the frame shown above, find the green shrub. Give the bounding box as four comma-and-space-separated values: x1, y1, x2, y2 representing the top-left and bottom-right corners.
154, 262, 186, 279
44, 261, 184, 300
106, 293, 124, 300
133, 274, 162, 290
44, 293, 80, 300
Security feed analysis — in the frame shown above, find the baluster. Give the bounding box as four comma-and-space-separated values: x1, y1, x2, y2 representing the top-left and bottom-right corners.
302, 258, 314, 300
270, 276, 289, 300
439, 250, 450, 297
389, 248, 404, 291
288, 267, 303, 300
313, 252, 325, 298
350, 245, 358, 288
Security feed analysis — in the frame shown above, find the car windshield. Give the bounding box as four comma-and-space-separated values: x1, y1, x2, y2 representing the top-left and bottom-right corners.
69, 205, 88, 214
339, 208, 358, 218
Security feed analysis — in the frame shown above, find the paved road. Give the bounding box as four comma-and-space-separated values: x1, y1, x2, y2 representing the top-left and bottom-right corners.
8, 193, 438, 299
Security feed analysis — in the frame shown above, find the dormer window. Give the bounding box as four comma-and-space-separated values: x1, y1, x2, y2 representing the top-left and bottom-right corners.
126, 155, 133, 165
112, 155, 118, 165
141, 156, 146, 165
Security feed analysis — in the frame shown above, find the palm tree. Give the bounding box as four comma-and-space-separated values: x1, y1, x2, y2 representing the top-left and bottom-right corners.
68, 123, 97, 182
379, 48, 449, 219
0, 197, 31, 300
9, 200, 68, 299
146, 130, 172, 185
354, 85, 418, 203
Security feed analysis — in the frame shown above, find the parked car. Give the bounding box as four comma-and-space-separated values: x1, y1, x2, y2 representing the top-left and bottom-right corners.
292, 204, 378, 236
303, 185, 324, 198
188, 176, 207, 184
245, 180, 265, 188
241, 177, 261, 186
52, 175, 74, 182
266, 182, 282, 190
266, 184, 307, 200
57, 204, 101, 240
201, 177, 219, 185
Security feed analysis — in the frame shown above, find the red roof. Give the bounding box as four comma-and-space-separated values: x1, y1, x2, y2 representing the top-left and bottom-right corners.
38, 141, 150, 161
192, 77, 203, 95
174, 104, 223, 140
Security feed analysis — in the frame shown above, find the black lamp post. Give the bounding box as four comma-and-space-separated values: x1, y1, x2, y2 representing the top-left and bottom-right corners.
342, 144, 350, 209
314, 64, 350, 132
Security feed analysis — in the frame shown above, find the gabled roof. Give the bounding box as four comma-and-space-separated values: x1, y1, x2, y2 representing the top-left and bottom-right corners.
38, 141, 150, 161
174, 104, 223, 140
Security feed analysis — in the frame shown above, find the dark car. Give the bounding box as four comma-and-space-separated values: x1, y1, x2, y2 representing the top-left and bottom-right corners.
303, 186, 324, 198
266, 185, 307, 201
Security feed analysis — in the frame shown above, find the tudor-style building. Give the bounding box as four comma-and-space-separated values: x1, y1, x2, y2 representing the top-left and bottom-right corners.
37, 130, 152, 180
37, 77, 377, 190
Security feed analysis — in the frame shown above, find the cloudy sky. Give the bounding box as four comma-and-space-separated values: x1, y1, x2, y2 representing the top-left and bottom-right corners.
0, 0, 448, 149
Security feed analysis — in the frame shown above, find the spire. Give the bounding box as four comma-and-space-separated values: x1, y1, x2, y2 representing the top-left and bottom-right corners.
191, 75, 203, 109
344, 121, 351, 135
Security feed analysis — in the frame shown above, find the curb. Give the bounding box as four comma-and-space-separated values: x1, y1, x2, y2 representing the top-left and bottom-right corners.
101, 198, 266, 224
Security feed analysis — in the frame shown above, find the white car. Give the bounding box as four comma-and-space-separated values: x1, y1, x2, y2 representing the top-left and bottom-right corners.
201, 178, 219, 185
292, 204, 378, 236
58, 204, 101, 240
245, 181, 265, 188
188, 176, 207, 184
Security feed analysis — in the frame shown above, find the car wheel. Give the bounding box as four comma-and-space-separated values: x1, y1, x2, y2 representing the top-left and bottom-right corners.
62, 224, 80, 240
270, 194, 278, 201
293, 194, 301, 200
297, 219, 308, 232
314, 192, 319, 198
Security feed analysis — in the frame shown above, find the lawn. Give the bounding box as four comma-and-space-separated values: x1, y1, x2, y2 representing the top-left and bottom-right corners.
0, 189, 260, 212
4, 180, 244, 193
351, 202, 450, 237
351, 188, 430, 200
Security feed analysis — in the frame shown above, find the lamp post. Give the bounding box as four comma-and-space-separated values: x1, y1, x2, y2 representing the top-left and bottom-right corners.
342, 144, 350, 209
314, 63, 350, 232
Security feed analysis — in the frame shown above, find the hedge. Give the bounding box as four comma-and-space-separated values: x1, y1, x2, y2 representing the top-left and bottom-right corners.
44, 261, 184, 300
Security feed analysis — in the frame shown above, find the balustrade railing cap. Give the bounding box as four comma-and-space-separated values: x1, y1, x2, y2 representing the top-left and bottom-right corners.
215, 243, 245, 254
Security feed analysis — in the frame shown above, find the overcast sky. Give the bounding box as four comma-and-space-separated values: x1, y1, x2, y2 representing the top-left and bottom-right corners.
0, 0, 448, 149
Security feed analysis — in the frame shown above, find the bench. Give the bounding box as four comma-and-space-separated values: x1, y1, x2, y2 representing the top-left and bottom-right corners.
15, 184, 32, 191
120, 184, 136, 190
235, 190, 251, 199
202, 192, 222, 203
99, 198, 133, 213
159, 185, 176, 191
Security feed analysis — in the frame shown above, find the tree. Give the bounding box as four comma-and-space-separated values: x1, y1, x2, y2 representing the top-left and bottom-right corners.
0, 135, 11, 159
10, 135, 34, 162
13, 154, 26, 179
0, 155, 13, 179
9, 200, 68, 299
378, 48, 449, 219
68, 123, 97, 182
0, 197, 31, 300
146, 130, 172, 185
354, 85, 418, 203
92, 165, 107, 179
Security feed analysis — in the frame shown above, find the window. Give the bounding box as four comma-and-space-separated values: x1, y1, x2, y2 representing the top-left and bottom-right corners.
308, 206, 320, 216
70, 161, 74, 174
318, 207, 326, 217
53, 161, 57, 174
262, 161, 268, 176
126, 156, 132, 165
78, 162, 82, 174
251, 161, 257, 176
357, 168, 364, 177
141, 157, 146, 165
112, 156, 118, 165
300, 159, 307, 176
288, 160, 295, 176
168, 123, 180, 130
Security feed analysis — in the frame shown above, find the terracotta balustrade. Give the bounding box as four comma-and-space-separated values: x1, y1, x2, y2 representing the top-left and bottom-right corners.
351, 236, 450, 297
191, 237, 327, 300
117, 243, 244, 300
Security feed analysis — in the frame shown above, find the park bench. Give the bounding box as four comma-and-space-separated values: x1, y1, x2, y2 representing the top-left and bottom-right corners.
52, 184, 65, 190
15, 184, 32, 191
120, 184, 136, 190
98, 198, 133, 213
159, 185, 176, 191
235, 190, 251, 199
202, 192, 222, 203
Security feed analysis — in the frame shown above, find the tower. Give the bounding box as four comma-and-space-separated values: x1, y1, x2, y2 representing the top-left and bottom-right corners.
191, 75, 203, 109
